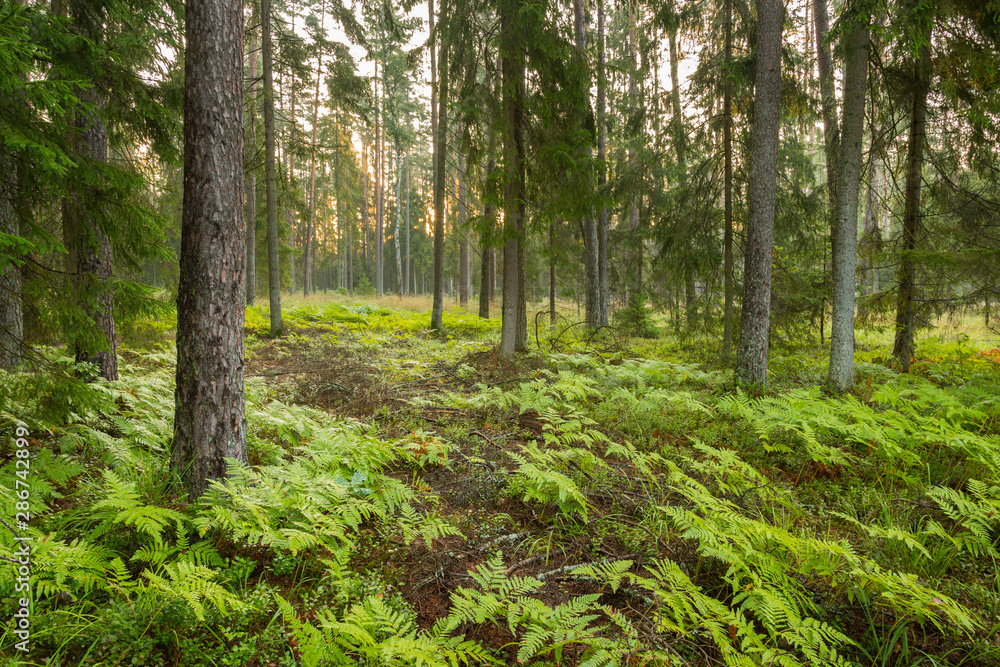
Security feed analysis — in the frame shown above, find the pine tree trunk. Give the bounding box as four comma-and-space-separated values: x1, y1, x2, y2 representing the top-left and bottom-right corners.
431, 0, 448, 330
893, 21, 932, 372
735, 0, 782, 388
828, 18, 870, 391
722, 0, 735, 360
304, 4, 324, 298
262, 0, 282, 335
813, 0, 839, 212
499, 0, 525, 358
394, 142, 403, 294
573, 0, 599, 331
66, 91, 118, 381
0, 156, 22, 370
286, 53, 297, 296
246, 24, 258, 306
596, 0, 608, 328
361, 143, 369, 279
860, 143, 879, 295
376, 80, 384, 297
173, 0, 247, 499
479, 159, 495, 319
405, 156, 411, 295
549, 219, 556, 326
458, 148, 469, 308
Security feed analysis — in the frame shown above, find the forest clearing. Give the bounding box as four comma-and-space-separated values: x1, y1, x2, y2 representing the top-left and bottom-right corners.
2, 295, 1000, 665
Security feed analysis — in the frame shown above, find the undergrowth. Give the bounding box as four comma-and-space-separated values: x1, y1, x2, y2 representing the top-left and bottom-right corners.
1, 304, 999, 666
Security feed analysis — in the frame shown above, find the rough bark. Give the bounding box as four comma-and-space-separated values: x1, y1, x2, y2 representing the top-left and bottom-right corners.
431, 0, 448, 330
573, 0, 599, 332
722, 0, 734, 360
458, 150, 468, 308
0, 158, 22, 370
828, 17, 870, 391
246, 24, 258, 305
394, 143, 403, 294
405, 156, 411, 295
375, 70, 384, 296
596, 0, 608, 328
479, 159, 495, 319
893, 21, 932, 371
62, 2, 117, 381
304, 2, 325, 297
262, 0, 282, 335
174, 0, 247, 499
734, 0, 782, 388
499, 0, 525, 358
813, 0, 840, 212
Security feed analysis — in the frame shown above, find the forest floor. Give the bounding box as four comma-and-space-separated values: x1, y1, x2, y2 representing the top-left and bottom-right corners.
3, 294, 1000, 666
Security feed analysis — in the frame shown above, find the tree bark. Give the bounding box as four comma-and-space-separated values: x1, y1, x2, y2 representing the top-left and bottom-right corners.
63, 3, 117, 381
722, 0, 734, 360
262, 0, 282, 335
499, 0, 525, 358
573, 0, 599, 332
893, 20, 932, 372
405, 154, 411, 295
431, 0, 449, 330
304, 2, 325, 297
828, 17, 870, 391
0, 156, 22, 370
246, 22, 258, 306
458, 148, 468, 308
174, 0, 247, 499
479, 159, 495, 319
596, 0, 608, 328
734, 0, 782, 387
813, 0, 840, 212
375, 68, 384, 296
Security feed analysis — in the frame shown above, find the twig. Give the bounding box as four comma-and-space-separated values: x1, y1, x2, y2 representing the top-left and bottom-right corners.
536, 554, 640, 581
470, 429, 502, 449
0, 516, 22, 539
504, 553, 550, 576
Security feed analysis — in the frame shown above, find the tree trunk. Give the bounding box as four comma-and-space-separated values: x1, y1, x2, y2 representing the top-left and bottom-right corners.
722, 0, 735, 360
813, 0, 839, 212
573, 0, 599, 331
0, 157, 22, 370
405, 155, 411, 295
596, 0, 608, 328
375, 70, 384, 297
262, 0, 282, 335
66, 98, 118, 380
361, 143, 369, 280
549, 219, 556, 326
828, 18, 870, 391
174, 0, 247, 499
246, 23, 258, 306
893, 20, 932, 371
62, 3, 117, 381
479, 159, 495, 319
394, 142, 403, 294
304, 3, 325, 297
861, 141, 879, 294
286, 53, 297, 296
734, 0, 782, 387
458, 149, 469, 308
431, 0, 449, 330
499, 0, 525, 358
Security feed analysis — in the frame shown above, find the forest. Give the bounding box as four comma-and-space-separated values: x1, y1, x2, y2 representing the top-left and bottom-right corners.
2, 0, 1000, 664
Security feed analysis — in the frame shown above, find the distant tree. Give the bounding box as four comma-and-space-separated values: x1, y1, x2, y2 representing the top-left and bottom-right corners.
173, 0, 247, 498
